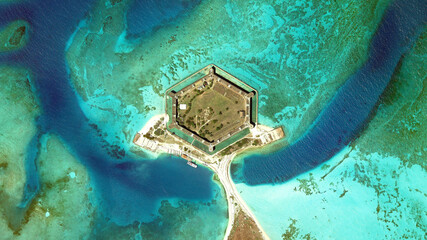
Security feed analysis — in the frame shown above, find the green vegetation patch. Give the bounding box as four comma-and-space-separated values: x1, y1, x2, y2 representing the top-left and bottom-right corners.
178, 87, 246, 142
214, 128, 250, 155
282, 218, 317, 240
165, 65, 258, 154
0, 20, 29, 52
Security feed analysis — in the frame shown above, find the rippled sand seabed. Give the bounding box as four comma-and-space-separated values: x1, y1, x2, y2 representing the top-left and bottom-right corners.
0, 0, 425, 239
234, 27, 426, 240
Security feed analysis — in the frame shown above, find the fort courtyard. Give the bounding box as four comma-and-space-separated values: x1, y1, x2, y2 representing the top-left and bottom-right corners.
166, 65, 258, 154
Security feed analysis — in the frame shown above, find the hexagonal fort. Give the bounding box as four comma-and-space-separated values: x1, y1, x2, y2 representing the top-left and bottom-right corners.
165, 64, 258, 154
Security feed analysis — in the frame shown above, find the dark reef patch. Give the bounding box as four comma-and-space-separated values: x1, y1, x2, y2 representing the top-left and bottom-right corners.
8, 25, 26, 46
234, 0, 427, 185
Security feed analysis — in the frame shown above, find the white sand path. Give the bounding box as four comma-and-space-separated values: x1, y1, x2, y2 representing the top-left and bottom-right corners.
204, 154, 270, 240
135, 115, 271, 239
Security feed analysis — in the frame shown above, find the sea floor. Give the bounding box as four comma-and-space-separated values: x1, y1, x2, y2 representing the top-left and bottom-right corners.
65, 0, 425, 239
0, 65, 228, 239
234, 30, 427, 239
1, 0, 230, 238
66, 0, 394, 145
0, 0, 425, 239
235, 146, 426, 240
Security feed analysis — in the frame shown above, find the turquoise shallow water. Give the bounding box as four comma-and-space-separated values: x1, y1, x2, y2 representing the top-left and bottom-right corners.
0, 0, 227, 239
231, 0, 427, 185
0, 0, 426, 239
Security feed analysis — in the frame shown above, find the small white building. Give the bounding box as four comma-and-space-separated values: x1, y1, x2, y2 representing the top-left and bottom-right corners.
179, 104, 187, 110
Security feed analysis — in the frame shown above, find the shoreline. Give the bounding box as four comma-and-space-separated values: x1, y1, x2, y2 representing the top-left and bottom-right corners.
133, 114, 278, 240
186, 147, 271, 240
219, 153, 271, 240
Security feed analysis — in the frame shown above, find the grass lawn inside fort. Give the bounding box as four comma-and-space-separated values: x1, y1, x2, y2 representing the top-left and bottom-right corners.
133, 65, 285, 240
177, 80, 247, 142
166, 65, 258, 153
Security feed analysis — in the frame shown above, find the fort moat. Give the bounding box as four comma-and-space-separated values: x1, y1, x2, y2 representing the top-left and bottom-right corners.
133, 65, 284, 240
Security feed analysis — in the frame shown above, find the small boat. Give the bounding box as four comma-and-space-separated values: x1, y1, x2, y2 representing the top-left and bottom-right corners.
187, 161, 198, 168
181, 154, 197, 168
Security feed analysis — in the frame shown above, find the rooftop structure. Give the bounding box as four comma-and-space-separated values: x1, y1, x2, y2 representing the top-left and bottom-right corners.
165, 64, 258, 154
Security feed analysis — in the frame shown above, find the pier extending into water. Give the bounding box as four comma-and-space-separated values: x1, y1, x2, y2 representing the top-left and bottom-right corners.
133, 110, 283, 240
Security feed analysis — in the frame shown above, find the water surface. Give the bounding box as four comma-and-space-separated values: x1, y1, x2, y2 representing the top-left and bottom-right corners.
232, 0, 427, 185
0, 0, 228, 238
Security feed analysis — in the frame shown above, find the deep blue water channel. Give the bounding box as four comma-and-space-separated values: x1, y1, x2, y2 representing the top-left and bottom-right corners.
0, 0, 220, 227
0, 0, 425, 233
232, 0, 426, 185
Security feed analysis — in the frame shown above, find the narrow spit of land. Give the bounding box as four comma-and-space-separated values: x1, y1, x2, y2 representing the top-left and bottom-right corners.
133, 114, 284, 240
228, 208, 264, 240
